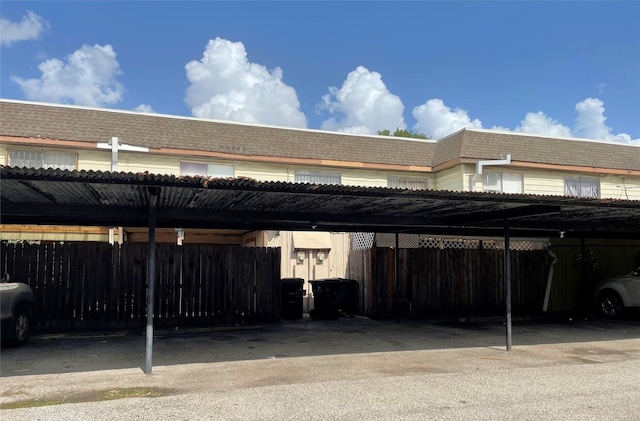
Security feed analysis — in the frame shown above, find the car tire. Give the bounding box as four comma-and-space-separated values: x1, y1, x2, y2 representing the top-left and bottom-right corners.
10, 303, 32, 347
597, 290, 624, 319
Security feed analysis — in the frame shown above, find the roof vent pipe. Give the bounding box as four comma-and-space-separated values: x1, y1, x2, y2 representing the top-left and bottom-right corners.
470, 154, 512, 192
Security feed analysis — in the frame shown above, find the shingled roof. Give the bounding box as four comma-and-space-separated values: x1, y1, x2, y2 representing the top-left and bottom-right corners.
1, 99, 638, 172
450, 129, 640, 172
0, 100, 435, 168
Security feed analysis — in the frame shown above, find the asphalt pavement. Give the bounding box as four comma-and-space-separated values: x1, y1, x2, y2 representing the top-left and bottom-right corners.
1, 316, 640, 420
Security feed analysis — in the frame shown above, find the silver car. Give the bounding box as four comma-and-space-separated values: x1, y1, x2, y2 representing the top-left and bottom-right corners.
0, 274, 35, 347
594, 266, 640, 318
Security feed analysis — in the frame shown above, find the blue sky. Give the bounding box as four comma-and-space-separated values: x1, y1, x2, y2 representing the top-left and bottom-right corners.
1, 1, 639, 142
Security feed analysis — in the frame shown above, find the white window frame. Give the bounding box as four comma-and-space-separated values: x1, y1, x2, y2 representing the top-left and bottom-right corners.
294, 170, 341, 185
180, 162, 235, 178
388, 176, 429, 190
7, 149, 77, 170
483, 172, 523, 193
564, 177, 600, 198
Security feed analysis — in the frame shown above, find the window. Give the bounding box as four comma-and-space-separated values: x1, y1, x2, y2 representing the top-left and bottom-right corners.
483, 172, 523, 193
180, 162, 234, 178
294, 170, 341, 185
388, 176, 429, 190
8, 149, 77, 170
564, 177, 600, 198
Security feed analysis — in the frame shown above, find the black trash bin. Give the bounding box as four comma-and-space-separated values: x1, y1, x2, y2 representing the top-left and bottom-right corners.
281, 278, 305, 320
309, 279, 341, 319
339, 278, 358, 316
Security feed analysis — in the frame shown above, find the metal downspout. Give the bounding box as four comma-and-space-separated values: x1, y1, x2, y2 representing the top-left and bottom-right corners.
470, 154, 512, 192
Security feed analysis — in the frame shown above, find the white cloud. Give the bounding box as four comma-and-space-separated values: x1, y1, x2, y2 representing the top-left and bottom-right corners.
409, 96, 636, 144
0, 10, 48, 46
509, 98, 637, 143
134, 104, 154, 113
319, 66, 405, 135
11, 44, 125, 106
184, 37, 307, 128
514, 112, 572, 137
573, 97, 637, 143
412, 99, 482, 139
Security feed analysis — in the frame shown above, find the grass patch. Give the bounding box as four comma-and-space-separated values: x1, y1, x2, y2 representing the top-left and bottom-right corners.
1, 399, 67, 409
98, 387, 165, 400
1, 387, 172, 410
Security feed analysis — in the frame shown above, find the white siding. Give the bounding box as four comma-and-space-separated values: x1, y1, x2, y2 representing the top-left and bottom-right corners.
518, 169, 640, 199
435, 164, 640, 199
436, 166, 464, 191
5, 144, 639, 199
601, 174, 640, 200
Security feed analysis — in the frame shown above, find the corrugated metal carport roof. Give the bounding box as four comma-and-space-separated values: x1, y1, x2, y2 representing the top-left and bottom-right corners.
2, 166, 639, 239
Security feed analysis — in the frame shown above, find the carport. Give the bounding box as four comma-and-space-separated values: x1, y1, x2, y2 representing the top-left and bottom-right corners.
2, 166, 640, 373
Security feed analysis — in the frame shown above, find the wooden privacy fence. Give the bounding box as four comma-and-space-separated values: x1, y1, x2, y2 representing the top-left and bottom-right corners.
348, 248, 548, 320
0, 241, 281, 333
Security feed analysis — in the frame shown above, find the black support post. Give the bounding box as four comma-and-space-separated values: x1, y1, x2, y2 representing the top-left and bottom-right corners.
144, 187, 159, 374
395, 232, 399, 323
504, 218, 512, 351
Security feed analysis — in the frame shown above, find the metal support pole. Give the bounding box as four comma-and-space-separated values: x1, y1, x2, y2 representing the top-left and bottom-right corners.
109, 137, 119, 246
504, 219, 512, 351
144, 188, 159, 374
580, 237, 586, 316
395, 232, 399, 323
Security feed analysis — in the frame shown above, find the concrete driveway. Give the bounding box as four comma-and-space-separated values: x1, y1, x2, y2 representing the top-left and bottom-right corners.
1, 316, 640, 419
2, 316, 640, 377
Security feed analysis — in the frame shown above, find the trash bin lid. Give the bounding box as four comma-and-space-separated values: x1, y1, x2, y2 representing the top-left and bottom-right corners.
309, 278, 342, 284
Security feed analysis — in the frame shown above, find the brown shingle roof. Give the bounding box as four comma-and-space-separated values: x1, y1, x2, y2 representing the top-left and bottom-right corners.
0, 100, 435, 168
456, 129, 640, 171
1, 99, 639, 172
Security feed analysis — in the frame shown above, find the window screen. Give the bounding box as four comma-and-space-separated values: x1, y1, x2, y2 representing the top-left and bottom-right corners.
483, 173, 502, 192
8, 150, 77, 170
483, 172, 522, 193
180, 162, 234, 178
388, 176, 429, 190
564, 177, 600, 198
294, 170, 341, 185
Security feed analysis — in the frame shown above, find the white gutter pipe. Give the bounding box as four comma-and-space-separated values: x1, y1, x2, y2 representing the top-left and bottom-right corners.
470, 154, 512, 192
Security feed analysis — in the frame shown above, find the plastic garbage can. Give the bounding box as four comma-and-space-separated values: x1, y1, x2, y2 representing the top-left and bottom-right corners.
281, 278, 305, 320
309, 279, 341, 319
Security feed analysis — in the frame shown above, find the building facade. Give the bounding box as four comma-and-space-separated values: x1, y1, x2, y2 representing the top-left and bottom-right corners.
2, 99, 639, 307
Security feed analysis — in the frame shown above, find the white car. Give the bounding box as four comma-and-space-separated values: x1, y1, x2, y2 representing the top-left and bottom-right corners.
0, 274, 35, 347
594, 267, 640, 318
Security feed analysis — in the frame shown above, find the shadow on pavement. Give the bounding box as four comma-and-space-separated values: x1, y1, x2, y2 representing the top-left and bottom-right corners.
1, 315, 639, 377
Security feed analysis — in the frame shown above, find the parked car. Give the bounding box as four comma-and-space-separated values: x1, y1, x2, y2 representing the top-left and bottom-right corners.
594, 266, 640, 318
0, 273, 34, 347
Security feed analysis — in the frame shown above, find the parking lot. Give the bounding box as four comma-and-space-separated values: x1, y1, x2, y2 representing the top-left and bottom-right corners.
2, 315, 640, 377
2, 315, 640, 419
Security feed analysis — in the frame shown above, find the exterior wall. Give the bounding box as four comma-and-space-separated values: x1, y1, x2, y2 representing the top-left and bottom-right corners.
462, 164, 476, 191
601, 174, 640, 200
7, 143, 637, 200
460, 163, 640, 200
267, 230, 350, 311
435, 165, 464, 191
0, 225, 110, 242
517, 169, 640, 199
